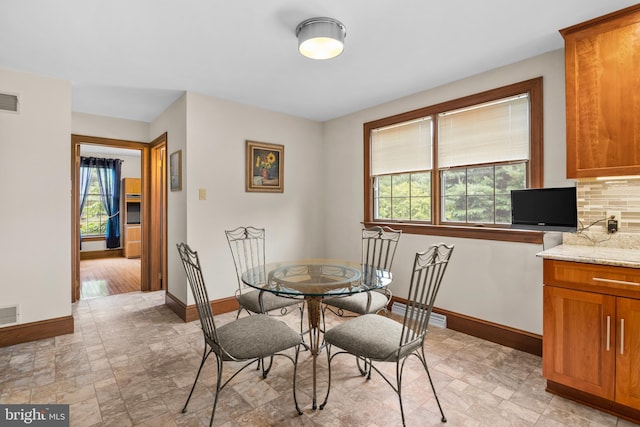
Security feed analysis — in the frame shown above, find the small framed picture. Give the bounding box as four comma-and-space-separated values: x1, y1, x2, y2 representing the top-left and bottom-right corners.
170, 150, 182, 192
246, 140, 284, 193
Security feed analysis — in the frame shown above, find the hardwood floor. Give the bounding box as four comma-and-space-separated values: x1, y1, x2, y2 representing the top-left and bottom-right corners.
80, 257, 141, 299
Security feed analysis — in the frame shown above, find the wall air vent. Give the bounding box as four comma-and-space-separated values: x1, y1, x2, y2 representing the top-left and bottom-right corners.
0, 305, 19, 327
0, 93, 19, 112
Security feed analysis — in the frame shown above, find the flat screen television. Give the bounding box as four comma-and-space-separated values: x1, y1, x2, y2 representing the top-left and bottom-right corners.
510, 186, 577, 232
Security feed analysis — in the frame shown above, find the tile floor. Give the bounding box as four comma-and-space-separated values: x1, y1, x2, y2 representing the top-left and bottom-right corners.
0, 291, 638, 426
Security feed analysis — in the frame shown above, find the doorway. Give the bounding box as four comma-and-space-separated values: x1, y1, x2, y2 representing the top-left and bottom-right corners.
149, 134, 167, 291
79, 142, 142, 299
71, 134, 167, 302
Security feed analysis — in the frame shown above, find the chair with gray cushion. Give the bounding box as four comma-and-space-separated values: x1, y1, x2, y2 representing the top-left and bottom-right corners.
323, 225, 401, 317
321, 243, 454, 426
177, 243, 302, 426
226, 226, 303, 318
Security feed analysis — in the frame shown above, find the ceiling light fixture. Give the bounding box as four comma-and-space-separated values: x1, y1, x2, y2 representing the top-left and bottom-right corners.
296, 17, 346, 60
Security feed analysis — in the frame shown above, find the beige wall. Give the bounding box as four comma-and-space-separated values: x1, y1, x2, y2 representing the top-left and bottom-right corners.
162, 92, 325, 304
72, 112, 149, 142
0, 67, 72, 324
322, 49, 571, 334
1, 48, 607, 336
150, 94, 188, 301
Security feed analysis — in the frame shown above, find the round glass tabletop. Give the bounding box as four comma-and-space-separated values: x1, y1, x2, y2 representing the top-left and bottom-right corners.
241, 259, 392, 297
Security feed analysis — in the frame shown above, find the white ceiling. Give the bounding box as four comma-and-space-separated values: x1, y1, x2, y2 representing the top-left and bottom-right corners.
1, 1, 637, 123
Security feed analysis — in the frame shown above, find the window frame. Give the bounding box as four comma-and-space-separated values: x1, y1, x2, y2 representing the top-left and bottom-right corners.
80, 167, 110, 238
363, 77, 544, 244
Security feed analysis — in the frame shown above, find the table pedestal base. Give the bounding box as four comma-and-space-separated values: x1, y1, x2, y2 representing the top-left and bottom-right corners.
305, 296, 323, 410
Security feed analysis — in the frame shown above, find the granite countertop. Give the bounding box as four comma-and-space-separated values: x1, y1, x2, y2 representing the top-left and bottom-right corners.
537, 244, 640, 268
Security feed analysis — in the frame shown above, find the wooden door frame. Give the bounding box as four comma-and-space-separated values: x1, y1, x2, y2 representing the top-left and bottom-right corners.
149, 133, 168, 291
71, 134, 150, 302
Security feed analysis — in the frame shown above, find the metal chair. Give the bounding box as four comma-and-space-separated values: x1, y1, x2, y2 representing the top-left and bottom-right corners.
225, 226, 303, 317
323, 225, 402, 317
177, 243, 302, 426
321, 243, 454, 426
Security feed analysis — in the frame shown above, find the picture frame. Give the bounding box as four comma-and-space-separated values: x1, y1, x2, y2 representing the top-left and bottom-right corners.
246, 140, 284, 193
170, 150, 182, 192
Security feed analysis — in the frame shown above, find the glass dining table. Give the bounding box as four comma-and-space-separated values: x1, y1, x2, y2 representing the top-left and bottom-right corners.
241, 259, 392, 409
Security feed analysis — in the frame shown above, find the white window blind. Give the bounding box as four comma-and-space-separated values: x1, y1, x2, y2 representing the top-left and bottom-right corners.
371, 117, 432, 176
438, 94, 529, 168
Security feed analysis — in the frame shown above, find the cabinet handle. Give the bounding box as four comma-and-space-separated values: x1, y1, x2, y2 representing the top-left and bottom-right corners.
620, 318, 625, 355
593, 277, 640, 286
606, 316, 611, 351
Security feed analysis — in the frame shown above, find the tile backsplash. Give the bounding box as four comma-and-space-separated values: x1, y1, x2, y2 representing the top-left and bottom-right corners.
576, 177, 640, 234
560, 177, 640, 249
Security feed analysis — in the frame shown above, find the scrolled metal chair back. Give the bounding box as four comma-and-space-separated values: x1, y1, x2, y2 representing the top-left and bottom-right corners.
361, 225, 402, 270
225, 226, 266, 291
176, 243, 217, 343
400, 243, 454, 348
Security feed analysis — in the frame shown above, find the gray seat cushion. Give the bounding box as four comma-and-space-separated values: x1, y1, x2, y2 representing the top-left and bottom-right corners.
324, 314, 422, 362
215, 314, 301, 360
324, 291, 388, 314
238, 289, 300, 314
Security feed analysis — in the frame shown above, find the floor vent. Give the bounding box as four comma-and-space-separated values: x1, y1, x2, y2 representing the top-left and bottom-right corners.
0, 305, 19, 327
0, 93, 19, 112
391, 302, 446, 328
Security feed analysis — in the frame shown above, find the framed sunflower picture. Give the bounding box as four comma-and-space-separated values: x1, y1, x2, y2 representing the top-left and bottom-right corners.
245, 140, 284, 193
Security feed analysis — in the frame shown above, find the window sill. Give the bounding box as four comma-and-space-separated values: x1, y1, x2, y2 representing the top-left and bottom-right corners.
81, 235, 106, 242
363, 221, 544, 244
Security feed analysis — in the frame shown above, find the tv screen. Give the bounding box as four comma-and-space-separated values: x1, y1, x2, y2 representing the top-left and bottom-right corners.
510, 187, 577, 232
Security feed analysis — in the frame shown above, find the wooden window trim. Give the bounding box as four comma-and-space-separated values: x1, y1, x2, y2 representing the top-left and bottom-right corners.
363, 77, 544, 244
81, 235, 106, 242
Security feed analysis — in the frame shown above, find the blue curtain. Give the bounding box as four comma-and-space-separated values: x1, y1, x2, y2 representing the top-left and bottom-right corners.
79, 159, 93, 250
81, 156, 122, 249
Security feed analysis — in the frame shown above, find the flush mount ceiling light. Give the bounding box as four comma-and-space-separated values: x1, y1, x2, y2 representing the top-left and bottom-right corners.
296, 17, 346, 60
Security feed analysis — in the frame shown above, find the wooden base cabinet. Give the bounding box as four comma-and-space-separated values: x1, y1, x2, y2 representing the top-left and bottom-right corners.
124, 225, 141, 259
616, 297, 640, 409
542, 259, 640, 419
543, 286, 615, 399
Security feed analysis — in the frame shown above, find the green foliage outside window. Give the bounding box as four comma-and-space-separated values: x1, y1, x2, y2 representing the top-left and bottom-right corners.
441, 163, 526, 224
375, 172, 431, 221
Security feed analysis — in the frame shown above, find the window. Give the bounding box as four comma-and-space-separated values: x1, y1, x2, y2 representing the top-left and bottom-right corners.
372, 117, 432, 221
364, 78, 543, 243
80, 168, 109, 237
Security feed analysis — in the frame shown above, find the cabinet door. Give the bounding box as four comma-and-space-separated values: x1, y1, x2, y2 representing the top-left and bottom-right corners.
543, 286, 616, 399
125, 225, 141, 259
562, 6, 640, 178
124, 178, 141, 195
616, 297, 640, 408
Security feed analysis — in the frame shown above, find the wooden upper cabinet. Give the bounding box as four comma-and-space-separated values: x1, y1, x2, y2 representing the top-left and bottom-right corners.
124, 177, 141, 196
561, 5, 640, 178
